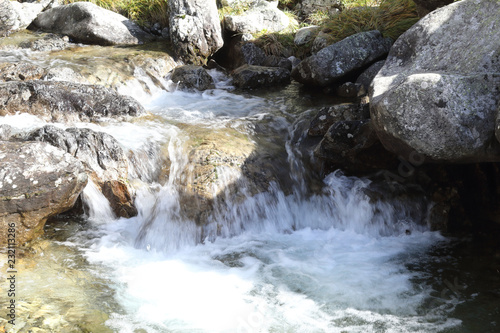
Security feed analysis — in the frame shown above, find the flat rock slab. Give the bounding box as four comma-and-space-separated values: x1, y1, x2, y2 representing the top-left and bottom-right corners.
0, 80, 145, 123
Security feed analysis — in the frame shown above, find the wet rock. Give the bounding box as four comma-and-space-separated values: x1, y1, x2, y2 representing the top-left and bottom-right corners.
19, 33, 71, 51
224, 1, 290, 34
43, 66, 88, 84
0, 62, 45, 81
170, 65, 215, 91
370, 0, 500, 163
315, 119, 397, 171
32, 2, 153, 46
165, 127, 257, 224
0, 80, 145, 123
101, 180, 137, 218
355, 60, 384, 91
294, 26, 320, 46
0, 141, 88, 246
169, 0, 224, 64
231, 64, 290, 89
308, 103, 370, 136
26, 125, 136, 218
292, 30, 392, 86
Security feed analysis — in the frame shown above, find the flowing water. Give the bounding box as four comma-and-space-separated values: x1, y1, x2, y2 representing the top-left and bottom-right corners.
1, 46, 499, 332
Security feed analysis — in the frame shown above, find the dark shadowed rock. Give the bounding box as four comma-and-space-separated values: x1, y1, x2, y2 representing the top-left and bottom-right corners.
335, 82, 365, 98
355, 60, 384, 91
232, 64, 290, 89
240, 42, 266, 66
412, 0, 454, 15
308, 103, 370, 136
169, 0, 223, 64
170, 65, 215, 91
26, 125, 136, 218
0, 80, 145, 123
0, 141, 87, 246
370, 0, 500, 163
292, 30, 392, 86
32, 2, 153, 46
315, 119, 397, 171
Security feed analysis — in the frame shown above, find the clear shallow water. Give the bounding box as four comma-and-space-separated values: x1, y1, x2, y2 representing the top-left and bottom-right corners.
1, 69, 499, 332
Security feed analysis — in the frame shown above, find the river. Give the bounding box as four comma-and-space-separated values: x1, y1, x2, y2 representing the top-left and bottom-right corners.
0, 44, 499, 332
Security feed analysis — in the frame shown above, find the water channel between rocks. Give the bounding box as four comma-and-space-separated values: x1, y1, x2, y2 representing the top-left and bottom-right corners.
0, 43, 499, 333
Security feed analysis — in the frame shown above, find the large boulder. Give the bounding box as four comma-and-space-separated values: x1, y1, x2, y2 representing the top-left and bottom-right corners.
1, 0, 56, 36
169, 0, 224, 64
292, 30, 392, 86
223, 1, 290, 34
25, 125, 137, 218
0, 0, 20, 36
170, 65, 215, 91
370, 0, 500, 163
0, 141, 87, 246
0, 80, 145, 123
31, 2, 153, 46
231, 64, 290, 89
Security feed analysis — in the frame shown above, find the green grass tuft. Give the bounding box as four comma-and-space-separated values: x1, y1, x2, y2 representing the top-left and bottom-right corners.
321, 0, 419, 43
63, 0, 169, 28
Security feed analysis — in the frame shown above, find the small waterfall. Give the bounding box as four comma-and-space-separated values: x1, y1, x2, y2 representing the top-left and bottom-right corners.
80, 180, 116, 223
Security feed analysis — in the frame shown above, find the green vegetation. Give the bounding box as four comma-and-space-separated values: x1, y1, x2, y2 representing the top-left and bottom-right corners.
250, 0, 419, 58
63, 0, 169, 28
322, 0, 419, 42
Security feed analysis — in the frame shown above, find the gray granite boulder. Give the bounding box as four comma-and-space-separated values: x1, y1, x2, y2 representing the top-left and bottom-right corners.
0, 141, 87, 246
170, 65, 215, 91
169, 0, 224, 64
292, 30, 392, 86
370, 0, 500, 162
26, 125, 137, 218
32, 2, 153, 45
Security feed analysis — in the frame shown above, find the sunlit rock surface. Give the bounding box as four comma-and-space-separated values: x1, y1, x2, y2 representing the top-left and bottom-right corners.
0, 141, 87, 246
